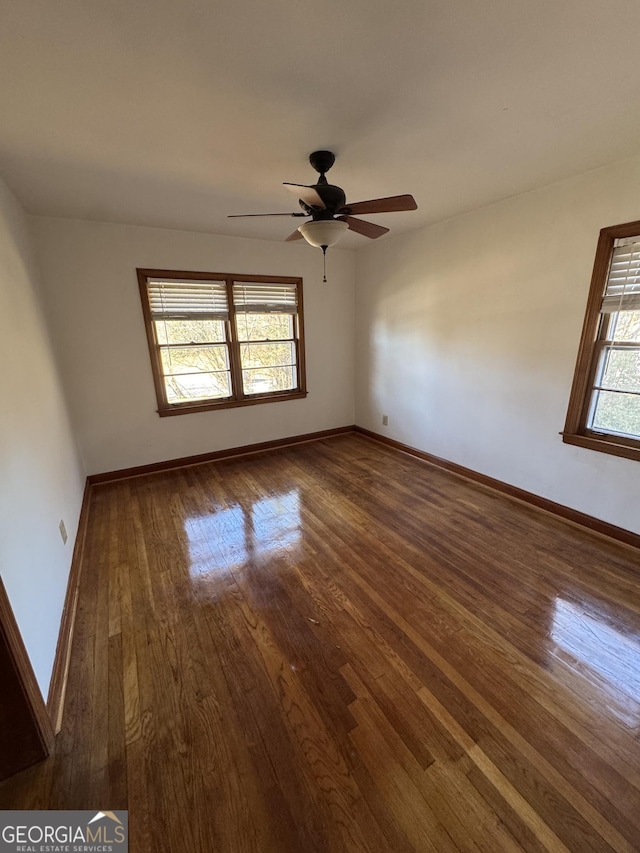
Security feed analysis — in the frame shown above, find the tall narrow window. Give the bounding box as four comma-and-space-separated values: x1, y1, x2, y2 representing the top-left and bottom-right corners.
563, 221, 640, 461
233, 281, 300, 396
138, 269, 306, 416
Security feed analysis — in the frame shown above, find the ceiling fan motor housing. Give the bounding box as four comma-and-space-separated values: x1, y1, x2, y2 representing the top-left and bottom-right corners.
298, 183, 347, 219
319, 184, 347, 216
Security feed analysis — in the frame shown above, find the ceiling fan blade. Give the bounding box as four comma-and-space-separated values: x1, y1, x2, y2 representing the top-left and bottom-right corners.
285, 229, 304, 242
343, 194, 417, 215
337, 216, 389, 239
283, 182, 326, 209
228, 212, 306, 218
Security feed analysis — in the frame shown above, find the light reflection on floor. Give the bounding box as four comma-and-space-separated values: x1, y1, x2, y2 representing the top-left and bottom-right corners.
550, 597, 640, 726
252, 491, 301, 557
185, 488, 301, 578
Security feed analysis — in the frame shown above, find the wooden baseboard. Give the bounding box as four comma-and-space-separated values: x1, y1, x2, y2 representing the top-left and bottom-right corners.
355, 426, 640, 552
47, 479, 92, 733
88, 426, 357, 485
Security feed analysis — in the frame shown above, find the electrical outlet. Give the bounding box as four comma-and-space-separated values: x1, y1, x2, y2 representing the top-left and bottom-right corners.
382, 414, 389, 426
59, 519, 68, 544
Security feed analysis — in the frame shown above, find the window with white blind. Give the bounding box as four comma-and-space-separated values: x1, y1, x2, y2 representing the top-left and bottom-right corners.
564, 221, 640, 461
137, 269, 306, 416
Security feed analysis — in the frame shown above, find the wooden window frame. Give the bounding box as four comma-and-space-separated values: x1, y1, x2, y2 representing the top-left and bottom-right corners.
137, 268, 307, 417
563, 220, 640, 462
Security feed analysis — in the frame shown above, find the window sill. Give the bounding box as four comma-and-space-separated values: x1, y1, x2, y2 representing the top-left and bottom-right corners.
157, 389, 308, 417
562, 431, 640, 462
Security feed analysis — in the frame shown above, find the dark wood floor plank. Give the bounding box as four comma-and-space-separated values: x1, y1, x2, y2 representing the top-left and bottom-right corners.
107, 632, 127, 808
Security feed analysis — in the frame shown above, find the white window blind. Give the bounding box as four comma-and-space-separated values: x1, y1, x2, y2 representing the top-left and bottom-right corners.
148, 279, 229, 320
233, 282, 298, 314
602, 239, 640, 313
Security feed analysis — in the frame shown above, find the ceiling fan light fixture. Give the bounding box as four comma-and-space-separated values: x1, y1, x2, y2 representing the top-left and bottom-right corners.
298, 219, 348, 249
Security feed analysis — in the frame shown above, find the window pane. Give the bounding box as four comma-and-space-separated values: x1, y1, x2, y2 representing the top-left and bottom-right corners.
242, 366, 295, 395
165, 371, 231, 403
611, 310, 640, 343
591, 390, 640, 438
161, 345, 229, 375
235, 313, 293, 342
240, 342, 295, 370
155, 319, 226, 345
600, 347, 640, 393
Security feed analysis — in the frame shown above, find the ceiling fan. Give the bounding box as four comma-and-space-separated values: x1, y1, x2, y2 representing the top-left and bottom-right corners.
229, 150, 418, 276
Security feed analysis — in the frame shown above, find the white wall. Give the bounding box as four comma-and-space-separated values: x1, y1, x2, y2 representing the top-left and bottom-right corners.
355, 154, 640, 536
0, 179, 85, 696
31, 218, 356, 475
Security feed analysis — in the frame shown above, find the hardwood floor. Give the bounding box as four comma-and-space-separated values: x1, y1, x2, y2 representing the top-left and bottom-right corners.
2, 433, 640, 851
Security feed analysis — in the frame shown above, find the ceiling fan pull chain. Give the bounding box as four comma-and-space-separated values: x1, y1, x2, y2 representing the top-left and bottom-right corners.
322, 246, 328, 283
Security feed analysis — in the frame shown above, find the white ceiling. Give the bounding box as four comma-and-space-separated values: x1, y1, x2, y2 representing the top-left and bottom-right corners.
2, 0, 640, 249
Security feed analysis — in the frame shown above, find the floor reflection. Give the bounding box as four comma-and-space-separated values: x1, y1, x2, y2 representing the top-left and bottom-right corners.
187, 504, 248, 575
252, 491, 301, 556
550, 597, 640, 725
185, 487, 301, 579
